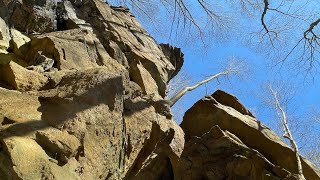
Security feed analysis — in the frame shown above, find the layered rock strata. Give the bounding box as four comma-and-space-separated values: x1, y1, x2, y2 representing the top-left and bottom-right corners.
0, 0, 319, 180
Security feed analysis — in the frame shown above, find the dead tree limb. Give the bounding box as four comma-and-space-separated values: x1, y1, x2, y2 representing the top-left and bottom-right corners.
269, 85, 306, 180
168, 70, 232, 107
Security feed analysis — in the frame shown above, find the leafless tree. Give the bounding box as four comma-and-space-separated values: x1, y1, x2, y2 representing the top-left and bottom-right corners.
268, 84, 306, 179
166, 69, 192, 99
168, 57, 246, 107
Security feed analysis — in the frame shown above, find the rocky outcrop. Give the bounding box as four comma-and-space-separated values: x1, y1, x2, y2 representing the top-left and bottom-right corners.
160, 44, 184, 81
0, 0, 319, 179
0, 61, 48, 91
175, 125, 299, 179
0, 0, 57, 33
0, 0, 184, 179
180, 90, 320, 180
211, 89, 254, 117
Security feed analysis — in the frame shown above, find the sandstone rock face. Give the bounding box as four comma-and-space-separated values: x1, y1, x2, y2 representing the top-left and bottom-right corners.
0, 61, 48, 91
0, 0, 57, 33
0, 17, 10, 53
0, 1, 184, 178
0, 0, 319, 179
175, 125, 299, 179
211, 89, 255, 117
26, 29, 124, 73
160, 43, 184, 81
181, 90, 320, 180
9, 28, 31, 59
66, 0, 182, 97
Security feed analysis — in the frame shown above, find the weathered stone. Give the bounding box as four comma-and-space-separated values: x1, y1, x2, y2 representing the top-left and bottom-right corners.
71, 0, 175, 97
9, 28, 31, 59
26, 29, 124, 74
4, 1, 316, 180
181, 93, 320, 180
1, 137, 79, 180
36, 128, 81, 164
0, 53, 27, 67
0, 17, 10, 52
34, 67, 125, 179
130, 62, 160, 98
123, 103, 184, 179
174, 125, 298, 180
0, 1, 187, 180
160, 43, 184, 80
211, 90, 255, 117
0, 61, 48, 91
0, 87, 42, 124
56, 0, 92, 31
0, 0, 57, 33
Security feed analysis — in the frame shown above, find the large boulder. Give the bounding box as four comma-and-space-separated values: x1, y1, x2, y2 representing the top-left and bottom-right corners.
0, 61, 48, 91
26, 28, 124, 74
175, 125, 299, 179
2, 136, 79, 179
181, 90, 320, 180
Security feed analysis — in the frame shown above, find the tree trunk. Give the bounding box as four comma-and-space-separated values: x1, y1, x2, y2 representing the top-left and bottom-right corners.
169, 70, 230, 107
269, 85, 306, 180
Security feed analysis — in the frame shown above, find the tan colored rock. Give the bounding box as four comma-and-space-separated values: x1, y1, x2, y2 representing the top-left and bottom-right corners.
26, 29, 124, 74
0, 17, 10, 52
123, 97, 184, 179
36, 128, 81, 164
72, 0, 175, 97
0, 61, 48, 91
2, 137, 79, 180
130, 62, 160, 97
212, 90, 254, 117
181, 94, 320, 180
35, 67, 125, 179
0, 2, 185, 180
0, 88, 42, 124
10, 28, 31, 58
175, 125, 298, 180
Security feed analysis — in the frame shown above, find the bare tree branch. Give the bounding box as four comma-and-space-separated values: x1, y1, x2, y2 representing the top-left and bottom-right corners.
269, 85, 306, 180
168, 70, 232, 107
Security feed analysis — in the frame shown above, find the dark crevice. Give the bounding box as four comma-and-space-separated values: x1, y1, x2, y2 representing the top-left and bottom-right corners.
94, 41, 104, 66
1, 117, 15, 126
56, 2, 68, 31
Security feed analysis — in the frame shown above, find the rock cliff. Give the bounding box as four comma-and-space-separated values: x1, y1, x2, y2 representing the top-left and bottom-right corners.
0, 0, 319, 179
